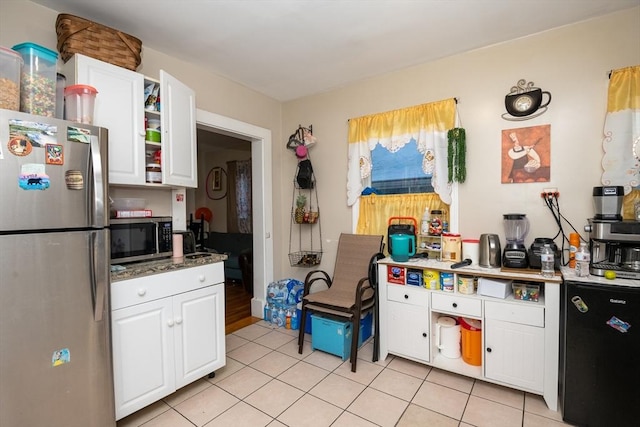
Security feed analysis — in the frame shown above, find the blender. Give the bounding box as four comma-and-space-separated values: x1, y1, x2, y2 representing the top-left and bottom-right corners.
502, 213, 530, 268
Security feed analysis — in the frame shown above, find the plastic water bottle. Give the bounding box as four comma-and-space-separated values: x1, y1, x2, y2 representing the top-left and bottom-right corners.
264, 303, 271, 322
575, 242, 591, 277
421, 207, 430, 235
271, 306, 280, 325
291, 310, 299, 330
540, 244, 555, 278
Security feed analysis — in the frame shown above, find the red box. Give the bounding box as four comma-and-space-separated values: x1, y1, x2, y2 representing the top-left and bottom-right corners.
387, 265, 405, 285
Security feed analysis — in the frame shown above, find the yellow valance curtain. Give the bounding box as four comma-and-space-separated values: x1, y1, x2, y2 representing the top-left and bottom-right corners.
601, 65, 640, 193
356, 193, 448, 254
346, 99, 457, 206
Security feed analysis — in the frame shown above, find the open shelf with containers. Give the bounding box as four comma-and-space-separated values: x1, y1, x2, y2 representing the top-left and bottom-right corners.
377, 258, 560, 411
418, 234, 442, 260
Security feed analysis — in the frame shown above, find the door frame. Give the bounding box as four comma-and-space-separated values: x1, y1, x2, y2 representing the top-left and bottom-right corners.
196, 109, 273, 317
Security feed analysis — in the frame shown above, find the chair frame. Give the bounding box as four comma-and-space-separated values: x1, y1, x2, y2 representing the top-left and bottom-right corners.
297, 233, 384, 372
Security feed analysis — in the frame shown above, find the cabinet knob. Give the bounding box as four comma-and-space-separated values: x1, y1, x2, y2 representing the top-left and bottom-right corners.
199, 275, 206, 282
139, 131, 146, 137
137, 288, 147, 296
175, 316, 183, 324
486, 347, 492, 353
404, 294, 409, 299
452, 302, 458, 308
422, 332, 427, 338
167, 319, 174, 327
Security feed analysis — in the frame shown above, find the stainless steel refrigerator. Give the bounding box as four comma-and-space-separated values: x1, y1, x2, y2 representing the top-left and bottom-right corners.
0, 109, 115, 426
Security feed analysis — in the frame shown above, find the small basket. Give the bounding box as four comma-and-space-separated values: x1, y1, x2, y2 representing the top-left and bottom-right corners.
55, 13, 142, 70
289, 251, 322, 267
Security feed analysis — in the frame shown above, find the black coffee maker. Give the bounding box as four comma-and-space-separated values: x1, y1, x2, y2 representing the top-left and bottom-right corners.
502, 213, 530, 268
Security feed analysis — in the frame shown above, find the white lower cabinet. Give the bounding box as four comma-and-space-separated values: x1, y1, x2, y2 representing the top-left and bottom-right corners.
111, 263, 225, 420
484, 319, 544, 392
387, 286, 430, 362
378, 260, 561, 411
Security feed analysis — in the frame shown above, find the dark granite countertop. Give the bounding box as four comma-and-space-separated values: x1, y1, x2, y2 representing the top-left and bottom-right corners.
111, 253, 227, 282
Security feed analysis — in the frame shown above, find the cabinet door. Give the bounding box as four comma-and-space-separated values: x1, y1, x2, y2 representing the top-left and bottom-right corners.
484, 319, 544, 392
71, 54, 146, 185
387, 300, 430, 362
112, 298, 175, 420
173, 284, 226, 388
160, 70, 197, 188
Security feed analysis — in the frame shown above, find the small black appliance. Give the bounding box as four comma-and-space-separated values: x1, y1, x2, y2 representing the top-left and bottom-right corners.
528, 237, 560, 269
502, 213, 530, 268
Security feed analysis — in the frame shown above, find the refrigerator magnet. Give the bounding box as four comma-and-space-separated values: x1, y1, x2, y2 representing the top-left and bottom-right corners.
64, 170, 84, 190
606, 316, 630, 333
18, 163, 50, 190
52, 348, 70, 366
7, 136, 32, 156
45, 143, 63, 165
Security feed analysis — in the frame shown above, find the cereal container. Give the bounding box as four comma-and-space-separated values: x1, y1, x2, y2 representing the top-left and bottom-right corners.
0, 46, 22, 111
11, 42, 58, 117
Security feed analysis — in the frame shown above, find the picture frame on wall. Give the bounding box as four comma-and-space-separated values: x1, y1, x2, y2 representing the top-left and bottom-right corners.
501, 124, 551, 184
212, 167, 222, 190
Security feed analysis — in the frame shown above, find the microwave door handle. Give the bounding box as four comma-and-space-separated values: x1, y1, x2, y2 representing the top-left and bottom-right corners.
90, 231, 108, 322
89, 134, 106, 227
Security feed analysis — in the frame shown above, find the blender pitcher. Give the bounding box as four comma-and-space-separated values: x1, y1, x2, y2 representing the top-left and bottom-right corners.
502, 213, 530, 268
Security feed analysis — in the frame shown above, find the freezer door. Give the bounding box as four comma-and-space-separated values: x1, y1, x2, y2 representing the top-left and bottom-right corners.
562, 281, 640, 426
0, 110, 108, 231
0, 231, 115, 427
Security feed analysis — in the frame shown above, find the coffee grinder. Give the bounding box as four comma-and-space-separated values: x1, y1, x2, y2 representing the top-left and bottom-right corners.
502, 213, 530, 268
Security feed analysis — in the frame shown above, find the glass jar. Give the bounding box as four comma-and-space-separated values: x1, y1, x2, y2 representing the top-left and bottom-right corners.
429, 209, 443, 236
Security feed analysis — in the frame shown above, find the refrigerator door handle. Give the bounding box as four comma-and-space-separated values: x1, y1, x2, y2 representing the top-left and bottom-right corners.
90, 231, 108, 322
89, 134, 106, 227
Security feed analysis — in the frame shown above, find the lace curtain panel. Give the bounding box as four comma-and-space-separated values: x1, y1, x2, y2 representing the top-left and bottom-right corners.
601, 65, 640, 193
226, 160, 252, 233
347, 98, 457, 206
356, 193, 448, 254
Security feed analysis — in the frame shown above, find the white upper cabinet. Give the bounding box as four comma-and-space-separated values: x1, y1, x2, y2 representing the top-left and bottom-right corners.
64, 54, 146, 185
64, 54, 197, 188
159, 70, 197, 188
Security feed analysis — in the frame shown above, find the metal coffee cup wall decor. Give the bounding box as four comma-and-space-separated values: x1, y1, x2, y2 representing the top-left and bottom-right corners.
502, 79, 551, 121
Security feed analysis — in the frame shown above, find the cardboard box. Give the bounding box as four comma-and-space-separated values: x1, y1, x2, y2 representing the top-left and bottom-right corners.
406, 268, 424, 286
477, 277, 513, 299
387, 265, 405, 285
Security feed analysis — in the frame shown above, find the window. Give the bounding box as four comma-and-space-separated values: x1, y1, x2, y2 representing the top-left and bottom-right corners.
370, 138, 434, 194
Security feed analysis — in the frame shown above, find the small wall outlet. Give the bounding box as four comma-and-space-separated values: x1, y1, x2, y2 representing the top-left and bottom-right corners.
541, 187, 559, 199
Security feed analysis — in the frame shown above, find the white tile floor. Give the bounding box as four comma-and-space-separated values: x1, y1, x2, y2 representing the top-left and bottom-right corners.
117, 321, 574, 427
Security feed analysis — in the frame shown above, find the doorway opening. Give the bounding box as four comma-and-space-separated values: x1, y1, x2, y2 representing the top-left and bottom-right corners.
193, 109, 273, 322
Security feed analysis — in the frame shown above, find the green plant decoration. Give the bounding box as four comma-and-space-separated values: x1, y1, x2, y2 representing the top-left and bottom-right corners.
447, 127, 466, 183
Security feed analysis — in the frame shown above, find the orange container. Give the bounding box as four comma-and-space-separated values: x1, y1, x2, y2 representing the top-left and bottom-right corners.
459, 317, 482, 366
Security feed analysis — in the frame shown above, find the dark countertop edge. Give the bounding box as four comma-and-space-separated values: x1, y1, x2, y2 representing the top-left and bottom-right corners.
111, 253, 228, 282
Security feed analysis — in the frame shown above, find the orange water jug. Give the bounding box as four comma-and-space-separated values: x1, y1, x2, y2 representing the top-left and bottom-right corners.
459, 317, 482, 366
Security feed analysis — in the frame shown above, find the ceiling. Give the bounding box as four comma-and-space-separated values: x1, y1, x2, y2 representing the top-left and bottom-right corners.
32, 0, 639, 102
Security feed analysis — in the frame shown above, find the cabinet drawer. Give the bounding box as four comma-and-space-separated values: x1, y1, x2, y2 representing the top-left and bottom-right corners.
485, 300, 544, 327
431, 293, 481, 317
387, 284, 429, 307
111, 262, 223, 310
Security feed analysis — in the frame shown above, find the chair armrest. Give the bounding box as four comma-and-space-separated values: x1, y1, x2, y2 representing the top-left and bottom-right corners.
303, 270, 331, 296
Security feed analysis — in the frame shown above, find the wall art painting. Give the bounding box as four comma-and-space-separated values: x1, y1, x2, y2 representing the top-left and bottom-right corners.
501, 124, 551, 184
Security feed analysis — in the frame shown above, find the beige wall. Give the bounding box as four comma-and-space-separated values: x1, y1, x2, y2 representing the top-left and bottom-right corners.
2, 2, 639, 284
281, 8, 640, 279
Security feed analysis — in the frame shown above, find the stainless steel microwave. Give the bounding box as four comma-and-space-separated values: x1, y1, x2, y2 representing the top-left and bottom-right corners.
110, 217, 173, 264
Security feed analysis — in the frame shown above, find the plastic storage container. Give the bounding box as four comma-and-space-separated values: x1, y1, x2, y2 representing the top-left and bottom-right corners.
0, 46, 23, 111
12, 42, 58, 117
459, 317, 482, 366
55, 73, 66, 119
64, 84, 97, 124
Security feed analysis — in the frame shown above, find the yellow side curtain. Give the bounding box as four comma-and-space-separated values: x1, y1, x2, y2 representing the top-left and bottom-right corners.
346, 99, 457, 206
356, 193, 448, 254
601, 65, 640, 194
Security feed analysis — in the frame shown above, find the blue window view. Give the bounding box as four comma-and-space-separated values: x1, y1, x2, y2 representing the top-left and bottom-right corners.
370, 138, 433, 194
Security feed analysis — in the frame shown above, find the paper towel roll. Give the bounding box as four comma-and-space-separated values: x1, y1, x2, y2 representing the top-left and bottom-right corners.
173, 233, 183, 258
